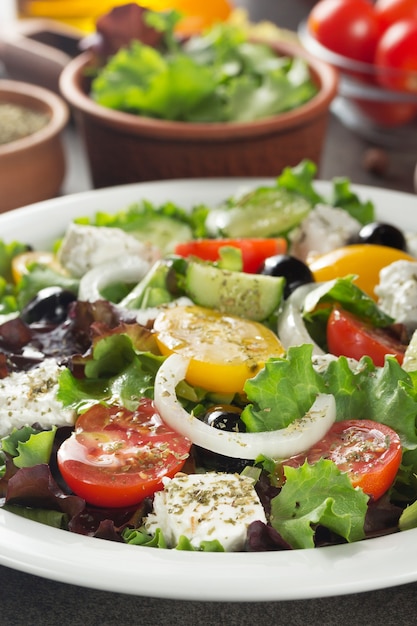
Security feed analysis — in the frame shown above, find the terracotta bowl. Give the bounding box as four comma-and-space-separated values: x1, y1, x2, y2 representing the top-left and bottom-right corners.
59, 39, 338, 189
0, 80, 69, 212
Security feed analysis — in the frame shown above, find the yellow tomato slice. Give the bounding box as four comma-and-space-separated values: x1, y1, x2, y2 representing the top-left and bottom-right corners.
11, 251, 67, 283
153, 305, 284, 394
308, 244, 415, 299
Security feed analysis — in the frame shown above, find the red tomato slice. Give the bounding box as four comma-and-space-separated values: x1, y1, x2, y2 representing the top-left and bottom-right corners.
285, 419, 402, 500
57, 399, 191, 508
326, 307, 406, 367
174, 238, 287, 274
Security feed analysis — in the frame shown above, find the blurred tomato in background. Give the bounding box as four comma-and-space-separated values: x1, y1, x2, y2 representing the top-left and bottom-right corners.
305, 0, 417, 128
374, 0, 417, 32
307, 0, 382, 63
375, 19, 417, 91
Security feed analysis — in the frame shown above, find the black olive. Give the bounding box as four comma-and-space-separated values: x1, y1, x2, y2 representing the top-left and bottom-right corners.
21, 287, 77, 325
193, 405, 251, 472
258, 254, 314, 298
193, 446, 252, 473
203, 405, 246, 433
349, 222, 407, 251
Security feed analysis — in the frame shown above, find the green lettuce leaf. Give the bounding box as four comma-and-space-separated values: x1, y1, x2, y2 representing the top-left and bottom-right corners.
0, 240, 28, 284
323, 356, 417, 450
276, 159, 323, 205
0, 240, 30, 314
241, 344, 325, 431
242, 344, 417, 452
57, 368, 109, 413
58, 334, 165, 412
2, 504, 68, 529
122, 527, 167, 548
302, 276, 395, 348
17, 265, 79, 309
303, 276, 394, 327
90, 20, 317, 123
270, 459, 369, 549
399, 498, 417, 531
276, 159, 374, 224
122, 526, 224, 551
330, 178, 375, 225
1, 425, 56, 468
74, 200, 199, 253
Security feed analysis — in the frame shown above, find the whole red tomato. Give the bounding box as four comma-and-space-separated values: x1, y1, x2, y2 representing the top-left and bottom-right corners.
352, 98, 417, 127
375, 19, 417, 91
307, 0, 382, 63
374, 0, 417, 32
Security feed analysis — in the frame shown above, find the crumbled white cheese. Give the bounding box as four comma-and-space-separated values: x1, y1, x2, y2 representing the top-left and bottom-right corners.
405, 232, 417, 259
58, 223, 160, 278
134, 296, 194, 326
375, 260, 417, 332
289, 204, 361, 262
0, 358, 75, 438
312, 353, 361, 374
144, 472, 266, 551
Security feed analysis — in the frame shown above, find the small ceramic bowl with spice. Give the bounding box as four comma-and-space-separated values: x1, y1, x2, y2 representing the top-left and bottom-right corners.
59, 5, 338, 188
0, 79, 69, 212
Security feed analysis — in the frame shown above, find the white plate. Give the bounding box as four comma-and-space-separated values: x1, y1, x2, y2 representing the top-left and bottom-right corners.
1, 178, 417, 602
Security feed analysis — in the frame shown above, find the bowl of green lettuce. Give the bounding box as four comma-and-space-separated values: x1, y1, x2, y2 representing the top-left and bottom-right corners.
59, 5, 338, 188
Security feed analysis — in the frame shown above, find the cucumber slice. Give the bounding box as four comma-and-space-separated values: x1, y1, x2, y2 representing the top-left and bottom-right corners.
205, 187, 312, 238
185, 261, 284, 321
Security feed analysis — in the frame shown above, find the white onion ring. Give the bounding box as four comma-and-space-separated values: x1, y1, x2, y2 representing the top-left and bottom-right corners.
277, 283, 325, 355
78, 256, 150, 303
154, 353, 336, 460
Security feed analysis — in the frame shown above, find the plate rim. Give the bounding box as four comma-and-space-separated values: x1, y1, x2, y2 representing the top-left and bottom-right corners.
1, 177, 417, 602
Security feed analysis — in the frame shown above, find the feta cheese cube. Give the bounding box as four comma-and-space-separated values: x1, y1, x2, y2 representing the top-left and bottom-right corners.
290, 204, 361, 262
144, 472, 266, 551
375, 260, 417, 332
0, 359, 75, 437
58, 223, 160, 278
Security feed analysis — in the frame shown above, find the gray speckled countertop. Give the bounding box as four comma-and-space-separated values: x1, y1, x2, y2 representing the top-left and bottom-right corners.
2, 563, 417, 626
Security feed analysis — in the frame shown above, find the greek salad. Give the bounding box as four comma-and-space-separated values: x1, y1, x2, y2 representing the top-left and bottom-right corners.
2, 160, 417, 552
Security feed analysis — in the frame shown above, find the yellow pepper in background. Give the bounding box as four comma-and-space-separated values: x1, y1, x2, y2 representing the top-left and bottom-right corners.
308, 244, 415, 300
17, 0, 234, 34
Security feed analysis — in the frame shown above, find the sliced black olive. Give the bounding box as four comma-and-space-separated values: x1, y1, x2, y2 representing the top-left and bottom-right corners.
203, 405, 246, 433
193, 405, 251, 472
349, 222, 407, 251
21, 287, 77, 325
192, 446, 252, 474
258, 254, 314, 298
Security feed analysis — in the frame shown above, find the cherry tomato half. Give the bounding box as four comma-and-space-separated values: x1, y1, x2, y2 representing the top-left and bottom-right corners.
174, 238, 287, 274
285, 419, 402, 500
374, 0, 417, 33
375, 19, 417, 92
57, 399, 191, 508
307, 0, 382, 63
327, 307, 406, 366
153, 304, 284, 394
